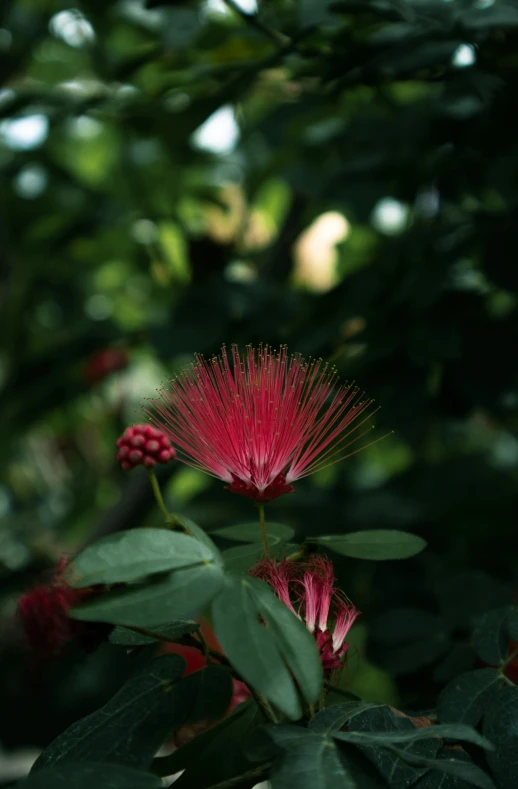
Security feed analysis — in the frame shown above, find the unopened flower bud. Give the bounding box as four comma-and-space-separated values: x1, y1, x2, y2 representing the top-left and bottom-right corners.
116, 424, 176, 471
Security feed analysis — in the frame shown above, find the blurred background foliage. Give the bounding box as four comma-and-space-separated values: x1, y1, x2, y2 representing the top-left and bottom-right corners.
2, 0, 518, 780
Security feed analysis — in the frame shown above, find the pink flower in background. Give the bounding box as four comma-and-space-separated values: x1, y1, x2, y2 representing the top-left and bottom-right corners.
145, 344, 377, 502
251, 554, 360, 673
116, 424, 176, 470
18, 559, 107, 660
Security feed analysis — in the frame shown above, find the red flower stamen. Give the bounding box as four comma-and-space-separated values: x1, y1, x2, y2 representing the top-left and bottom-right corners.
145, 344, 378, 502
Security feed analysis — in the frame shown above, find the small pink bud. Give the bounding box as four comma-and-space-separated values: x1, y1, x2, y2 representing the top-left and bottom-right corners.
129, 450, 143, 463
143, 456, 156, 468
146, 440, 160, 452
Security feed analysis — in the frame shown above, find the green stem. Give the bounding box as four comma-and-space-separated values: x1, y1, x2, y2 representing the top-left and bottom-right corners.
147, 468, 171, 523
258, 503, 269, 557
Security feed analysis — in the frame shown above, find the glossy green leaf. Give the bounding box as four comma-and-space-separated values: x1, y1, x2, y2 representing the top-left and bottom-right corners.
19, 763, 162, 789
68, 529, 215, 587
172, 514, 223, 563
472, 607, 511, 665
32, 655, 188, 771
316, 530, 427, 560
109, 620, 199, 645
71, 562, 224, 626
211, 576, 303, 720
213, 522, 295, 543
347, 705, 438, 787
334, 723, 493, 750
309, 703, 397, 735
414, 748, 474, 789
248, 576, 322, 705
387, 746, 496, 789
437, 669, 503, 726
483, 686, 518, 789
266, 727, 357, 789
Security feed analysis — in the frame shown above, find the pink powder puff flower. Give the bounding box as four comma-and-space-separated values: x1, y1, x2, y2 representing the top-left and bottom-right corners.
251, 554, 360, 673
145, 344, 378, 503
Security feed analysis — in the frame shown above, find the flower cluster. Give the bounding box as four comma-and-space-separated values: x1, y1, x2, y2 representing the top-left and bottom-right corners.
116, 424, 176, 470
251, 554, 360, 673
17, 559, 106, 660
145, 344, 376, 503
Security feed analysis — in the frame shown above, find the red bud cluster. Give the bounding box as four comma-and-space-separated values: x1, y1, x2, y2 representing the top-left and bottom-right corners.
116, 424, 175, 470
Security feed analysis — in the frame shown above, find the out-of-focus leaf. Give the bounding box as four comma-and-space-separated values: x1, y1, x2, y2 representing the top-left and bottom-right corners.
316, 530, 426, 560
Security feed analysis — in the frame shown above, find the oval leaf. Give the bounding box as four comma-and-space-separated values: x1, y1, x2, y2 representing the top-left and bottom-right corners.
316, 530, 427, 560
71, 562, 224, 626
68, 529, 215, 587
211, 577, 303, 720
437, 669, 503, 727
109, 620, 199, 646
472, 607, 511, 665
248, 577, 322, 706
214, 522, 295, 544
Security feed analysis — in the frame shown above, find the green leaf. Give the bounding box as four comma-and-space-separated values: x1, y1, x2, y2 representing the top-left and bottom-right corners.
213, 522, 295, 543
172, 514, 223, 563
386, 746, 496, 789
334, 723, 493, 750
71, 562, 224, 626
155, 701, 265, 788
266, 727, 358, 789
309, 702, 385, 735
347, 705, 438, 787
68, 529, 215, 587
437, 669, 503, 727
223, 543, 266, 574
483, 686, 518, 789
472, 607, 511, 665
248, 576, 322, 705
316, 530, 427, 560
211, 577, 303, 720
19, 763, 162, 789
32, 655, 188, 771
109, 620, 199, 645
414, 747, 474, 789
